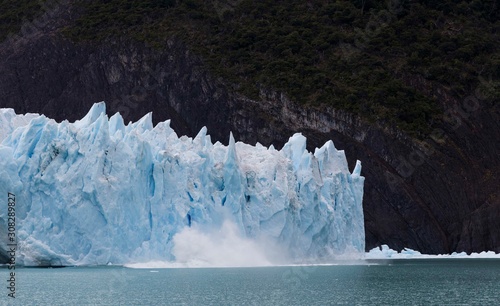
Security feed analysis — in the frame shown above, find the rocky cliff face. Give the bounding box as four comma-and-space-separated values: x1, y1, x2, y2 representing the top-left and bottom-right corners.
0, 5, 498, 254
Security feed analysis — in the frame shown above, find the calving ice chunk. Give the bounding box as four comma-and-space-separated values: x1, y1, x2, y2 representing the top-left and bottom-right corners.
0, 102, 365, 266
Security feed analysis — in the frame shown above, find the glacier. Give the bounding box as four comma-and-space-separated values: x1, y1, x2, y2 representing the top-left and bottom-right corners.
0, 102, 364, 266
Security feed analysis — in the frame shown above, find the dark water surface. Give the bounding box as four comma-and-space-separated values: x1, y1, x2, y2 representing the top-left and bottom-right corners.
2, 259, 499, 305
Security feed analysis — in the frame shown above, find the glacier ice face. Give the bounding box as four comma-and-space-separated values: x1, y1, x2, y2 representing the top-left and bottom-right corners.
0, 102, 365, 266
0, 109, 39, 143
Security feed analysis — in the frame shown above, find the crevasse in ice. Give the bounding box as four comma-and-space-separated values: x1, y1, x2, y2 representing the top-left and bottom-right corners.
0, 102, 364, 266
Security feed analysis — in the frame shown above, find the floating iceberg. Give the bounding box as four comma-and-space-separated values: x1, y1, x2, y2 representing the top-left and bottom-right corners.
366, 245, 500, 259
0, 102, 365, 266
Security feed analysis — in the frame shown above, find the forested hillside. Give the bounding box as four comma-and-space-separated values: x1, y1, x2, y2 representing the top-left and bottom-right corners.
61, 0, 500, 135
0, 0, 499, 254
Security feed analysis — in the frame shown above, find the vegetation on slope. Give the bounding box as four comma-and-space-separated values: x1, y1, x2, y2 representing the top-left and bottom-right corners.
0, 0, 44, 42
4, 0, 500, 136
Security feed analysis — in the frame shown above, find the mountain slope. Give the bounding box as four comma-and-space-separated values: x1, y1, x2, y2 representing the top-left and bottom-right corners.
0, 0, 499, 253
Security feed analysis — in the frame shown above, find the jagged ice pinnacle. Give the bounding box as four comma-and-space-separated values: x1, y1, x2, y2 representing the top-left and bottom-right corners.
0, 102, 364, 266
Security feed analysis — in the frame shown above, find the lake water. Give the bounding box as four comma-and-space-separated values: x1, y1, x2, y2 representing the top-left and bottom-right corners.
2, 259, 499, 305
